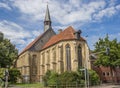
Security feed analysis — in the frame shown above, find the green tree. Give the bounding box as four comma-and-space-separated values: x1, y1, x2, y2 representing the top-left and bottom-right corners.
0, 38, 18, 67
94, 35, 120, 83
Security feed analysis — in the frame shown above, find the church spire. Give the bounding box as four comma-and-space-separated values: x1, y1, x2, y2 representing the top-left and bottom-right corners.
44, 5, 52, 32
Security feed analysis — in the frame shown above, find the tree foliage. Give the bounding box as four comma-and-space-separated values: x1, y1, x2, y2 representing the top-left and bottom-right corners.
94, 35, 120, 67
94, 35, 120, 83
0, 38, 18, 67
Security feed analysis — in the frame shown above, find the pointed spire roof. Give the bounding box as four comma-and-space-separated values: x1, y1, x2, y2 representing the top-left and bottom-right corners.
44, 5, 51, 21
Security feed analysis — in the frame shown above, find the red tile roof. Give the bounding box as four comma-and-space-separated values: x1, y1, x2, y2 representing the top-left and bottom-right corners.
19, 26, 85, 55
42, 26, 85, 49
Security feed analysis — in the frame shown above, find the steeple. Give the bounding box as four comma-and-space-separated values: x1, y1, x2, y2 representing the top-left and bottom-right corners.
44, 5, 52, 32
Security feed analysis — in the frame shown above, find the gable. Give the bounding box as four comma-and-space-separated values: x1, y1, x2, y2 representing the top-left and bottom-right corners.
19, 29, 55, 55
30, 29, 56, 51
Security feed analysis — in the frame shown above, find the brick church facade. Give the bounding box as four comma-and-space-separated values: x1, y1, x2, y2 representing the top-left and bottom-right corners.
16, 5, 91, 83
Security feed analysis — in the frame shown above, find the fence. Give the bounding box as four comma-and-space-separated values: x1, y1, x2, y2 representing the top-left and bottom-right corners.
47, 82, 86, 88
45, 82, 102, 88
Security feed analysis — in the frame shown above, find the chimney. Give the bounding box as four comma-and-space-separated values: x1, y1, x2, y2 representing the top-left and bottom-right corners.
58, 29, 62, 34
74, 30, 82, 39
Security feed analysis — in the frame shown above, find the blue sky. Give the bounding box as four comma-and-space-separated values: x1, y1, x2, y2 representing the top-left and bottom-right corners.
0, 0, 120, 52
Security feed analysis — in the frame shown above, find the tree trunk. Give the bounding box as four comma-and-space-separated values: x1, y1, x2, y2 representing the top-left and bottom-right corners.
113, 67, 118, 84
110, 67, 114, 84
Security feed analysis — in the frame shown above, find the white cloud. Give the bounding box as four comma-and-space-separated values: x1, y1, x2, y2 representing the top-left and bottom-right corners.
1, 0, 119, 51
7, 1, 98, 23
12, 0, 44, 14
116, 4, 120, 10
10, 0, 120, 25
11, 0, 46, 21
0, 20, 31, 40
109, 33, 120, 41
108, 0, 117, 7
0, 2, 11, 10
51, 0, 106, 25
93, 6, 116, 20
69, 0, 81, 8
0, 20, 40, 52
32, 29, 41, 36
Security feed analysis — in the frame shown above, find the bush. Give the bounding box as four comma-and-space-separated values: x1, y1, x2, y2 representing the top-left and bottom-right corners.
0, 68, 5, 78
43, 69, 100, 87
43, 70, 84, 87
9, 68, 21, 83
0, 68, 5, 87
89, 70, 100, 85
43, 70, 58, 86
59, 71, 79, 84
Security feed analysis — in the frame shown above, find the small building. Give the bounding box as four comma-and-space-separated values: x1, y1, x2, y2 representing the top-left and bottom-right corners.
90, 53, 120, 83
16, 5, 91, 83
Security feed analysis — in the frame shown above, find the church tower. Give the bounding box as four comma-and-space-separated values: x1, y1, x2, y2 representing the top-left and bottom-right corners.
44, 5, 52, 32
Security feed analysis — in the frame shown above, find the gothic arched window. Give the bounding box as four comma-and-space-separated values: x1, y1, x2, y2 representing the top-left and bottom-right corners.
66, 44, 71, 71
59, 46, 63, 61
59, 46, 64, 73
32, 55, 37, 74
78, 45, 82, 67
52, 48, 56, 62
42, 53, 45, 65
47, 50, 50, 64
52, 48, 56, 71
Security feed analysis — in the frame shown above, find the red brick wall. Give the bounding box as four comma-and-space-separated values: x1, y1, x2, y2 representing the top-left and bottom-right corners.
92, 65, 120, 83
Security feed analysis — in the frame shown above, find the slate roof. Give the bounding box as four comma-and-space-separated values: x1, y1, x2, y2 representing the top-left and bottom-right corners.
19, 34, 43, 55
42, 26, 85, 49
44, 5, 51, 21
19, 28, 53, 55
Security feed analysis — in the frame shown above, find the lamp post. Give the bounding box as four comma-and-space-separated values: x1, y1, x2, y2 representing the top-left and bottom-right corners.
80, 68, 90, 88
106, 47, 110, 55
24, 75, 28, 83
80, 68, 87, 88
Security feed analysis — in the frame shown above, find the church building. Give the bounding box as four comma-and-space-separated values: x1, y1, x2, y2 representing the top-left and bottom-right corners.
16, 5, 91, 83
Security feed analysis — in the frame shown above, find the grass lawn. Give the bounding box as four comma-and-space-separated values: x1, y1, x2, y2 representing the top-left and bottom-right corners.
14, 83, 44, 88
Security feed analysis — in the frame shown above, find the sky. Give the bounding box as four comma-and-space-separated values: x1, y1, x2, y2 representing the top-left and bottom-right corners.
0, 0, 120, 53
